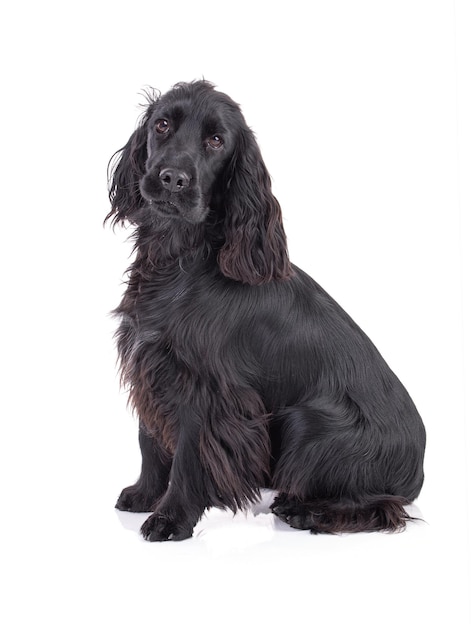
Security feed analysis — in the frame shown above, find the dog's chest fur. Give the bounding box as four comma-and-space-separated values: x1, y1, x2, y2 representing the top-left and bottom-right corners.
114, 258, 242, 441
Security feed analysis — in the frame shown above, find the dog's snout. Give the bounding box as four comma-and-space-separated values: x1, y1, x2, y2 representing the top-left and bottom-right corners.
159, 167, 191, 193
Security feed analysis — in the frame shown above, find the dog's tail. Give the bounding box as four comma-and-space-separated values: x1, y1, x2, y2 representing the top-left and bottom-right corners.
271, 493, 420, 534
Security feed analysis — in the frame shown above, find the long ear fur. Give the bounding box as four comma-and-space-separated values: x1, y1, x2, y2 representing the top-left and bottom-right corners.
218, 128, 292, 285
105, 104, 155, 226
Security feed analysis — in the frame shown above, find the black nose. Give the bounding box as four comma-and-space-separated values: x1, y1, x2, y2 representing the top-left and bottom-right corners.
159, 167, 191, 193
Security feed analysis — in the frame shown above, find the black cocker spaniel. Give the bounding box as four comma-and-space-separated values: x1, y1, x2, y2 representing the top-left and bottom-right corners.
107, 80, 426, 541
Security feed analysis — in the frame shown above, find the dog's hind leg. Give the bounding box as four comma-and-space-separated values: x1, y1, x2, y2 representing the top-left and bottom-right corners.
270, 492, 414, 534
269, 398, 424, 534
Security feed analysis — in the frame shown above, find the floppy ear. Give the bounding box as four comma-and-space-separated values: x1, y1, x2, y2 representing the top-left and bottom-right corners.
105, 109, 151, 226
217, 129, 292, 285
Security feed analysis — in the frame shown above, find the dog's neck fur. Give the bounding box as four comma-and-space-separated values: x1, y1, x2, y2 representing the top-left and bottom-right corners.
135, 218, 209, 262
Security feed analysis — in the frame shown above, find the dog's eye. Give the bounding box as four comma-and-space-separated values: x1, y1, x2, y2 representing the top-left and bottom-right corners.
156, 119, 170, 134
208, 135, 223, 149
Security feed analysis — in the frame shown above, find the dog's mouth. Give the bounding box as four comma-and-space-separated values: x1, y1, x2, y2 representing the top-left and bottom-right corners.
146, 198, 209, 224
148, 199, 179, 215
146, 198, 195, 222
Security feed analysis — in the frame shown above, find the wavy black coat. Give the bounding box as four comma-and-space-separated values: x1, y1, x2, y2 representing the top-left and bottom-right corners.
107, 81, 426, 541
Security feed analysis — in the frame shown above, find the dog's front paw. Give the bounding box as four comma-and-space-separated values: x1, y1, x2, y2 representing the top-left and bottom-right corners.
140, 512, 194, 542
115, 484, 158, 513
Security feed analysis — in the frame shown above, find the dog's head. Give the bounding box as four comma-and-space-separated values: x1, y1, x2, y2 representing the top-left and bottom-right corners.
108, 81, 243, 225
107, 80, 291, 284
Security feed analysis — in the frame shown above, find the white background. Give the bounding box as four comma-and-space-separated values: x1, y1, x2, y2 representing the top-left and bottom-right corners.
1, 1, 471, 624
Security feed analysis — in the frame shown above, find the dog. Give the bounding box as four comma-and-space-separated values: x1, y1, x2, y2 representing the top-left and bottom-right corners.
107, 80, 426, 541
